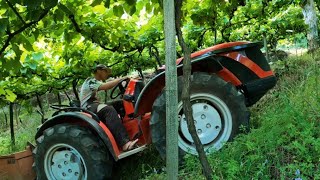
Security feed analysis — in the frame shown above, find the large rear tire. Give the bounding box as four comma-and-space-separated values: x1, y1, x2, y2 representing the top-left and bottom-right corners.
151, 72, 249, 159
33, 124, 113, 180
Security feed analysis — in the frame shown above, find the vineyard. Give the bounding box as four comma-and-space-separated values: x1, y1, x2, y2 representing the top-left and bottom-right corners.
0, 0, 319, 179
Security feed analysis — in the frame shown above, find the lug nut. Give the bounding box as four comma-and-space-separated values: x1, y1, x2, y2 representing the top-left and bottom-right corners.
201, 114, 206, 119
215, 126, 220, 129
197, 129, 202, 134
75, 172, 79, 176
65, 154, 69, 158
62, 172, 66, 176
206, 123, 211, 128
64, 161, 68, 165
203, 105, 208, 110
58, 165, 62, 168
68, 169, 72, 173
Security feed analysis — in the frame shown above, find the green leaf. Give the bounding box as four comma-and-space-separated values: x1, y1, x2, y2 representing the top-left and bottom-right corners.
125, 0, 136, 6
5, 90, 17, 102
33, 29, 40, 40
104, 0, 110, 8
25, 9, 42, 21
12, 44, 22, 58
54, 9, 64, 22
28, 62, 37, 70
136, 1, 144, 12
0, 87, 5, 95
0, 18, 8, 34
91, 0, 103, 6
129, 5, 136, 15
19, 35, 34, 51
32, 52, 43, 61
25, 0, 42, 10
146, 3, 152, 13
113, 5, 124, 17
93, 5, 106, 14
58, 4, 71, 15
20, 68, 27, 74
43, 0, 58, 9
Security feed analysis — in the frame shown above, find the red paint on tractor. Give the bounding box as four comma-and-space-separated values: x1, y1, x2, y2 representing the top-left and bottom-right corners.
136, 75, 165, 116
140, 113, 152, 144
217, 68, 242, 86
123, 79, 137, 120
221, 51, 274, 78
174, 41, 249, 65
99, 122, 121, 157
123, 119, 140, 140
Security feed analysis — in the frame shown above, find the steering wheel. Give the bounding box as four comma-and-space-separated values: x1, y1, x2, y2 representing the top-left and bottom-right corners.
110, 78, 129, 99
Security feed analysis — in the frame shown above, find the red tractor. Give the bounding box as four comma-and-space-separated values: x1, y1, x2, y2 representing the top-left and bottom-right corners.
32, 42, 276, 179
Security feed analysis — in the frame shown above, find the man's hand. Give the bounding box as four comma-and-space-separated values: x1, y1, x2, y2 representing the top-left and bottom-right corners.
98, 77, 125, 91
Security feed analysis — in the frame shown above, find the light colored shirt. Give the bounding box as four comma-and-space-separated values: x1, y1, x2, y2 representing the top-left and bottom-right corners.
79, 77, 102, 108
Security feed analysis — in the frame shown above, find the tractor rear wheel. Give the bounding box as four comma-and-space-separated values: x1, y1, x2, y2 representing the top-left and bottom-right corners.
33, 124, 113, 180
151, 72, 249, 160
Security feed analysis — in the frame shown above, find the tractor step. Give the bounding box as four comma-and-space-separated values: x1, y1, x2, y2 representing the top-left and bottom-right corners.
118, 145, 147, 160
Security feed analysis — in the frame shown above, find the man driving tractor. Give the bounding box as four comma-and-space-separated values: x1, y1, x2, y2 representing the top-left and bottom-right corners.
79, 64, 138, 151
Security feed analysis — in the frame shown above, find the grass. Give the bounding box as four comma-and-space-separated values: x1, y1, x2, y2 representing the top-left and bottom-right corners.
0, 108, 56, 155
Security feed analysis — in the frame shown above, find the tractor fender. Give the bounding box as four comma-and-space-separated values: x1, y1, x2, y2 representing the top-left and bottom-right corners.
35, 112, 119, 161
134, 56, 230, 116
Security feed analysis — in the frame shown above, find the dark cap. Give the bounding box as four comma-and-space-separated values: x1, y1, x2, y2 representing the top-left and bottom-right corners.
95, 64, 108, 70
94, 64, 111, 72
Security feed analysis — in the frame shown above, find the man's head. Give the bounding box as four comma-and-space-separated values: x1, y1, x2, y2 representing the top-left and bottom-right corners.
93, 64, 112, 81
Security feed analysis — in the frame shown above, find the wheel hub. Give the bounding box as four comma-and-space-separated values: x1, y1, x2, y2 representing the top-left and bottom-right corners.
44, 144, 87, 180
51, 150, 83, 179
177, 93, 233, 155
180, 103, 222, 145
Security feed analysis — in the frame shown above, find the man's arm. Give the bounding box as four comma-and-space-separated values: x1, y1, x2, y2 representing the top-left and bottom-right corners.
98, 78, 125, 91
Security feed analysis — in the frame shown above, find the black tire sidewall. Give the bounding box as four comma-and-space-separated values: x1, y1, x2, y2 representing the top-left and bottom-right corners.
151, 72, 249, 160
33, 124, 112, 180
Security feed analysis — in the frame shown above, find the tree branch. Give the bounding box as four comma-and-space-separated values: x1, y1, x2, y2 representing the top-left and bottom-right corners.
197, 29, 208, 48
62, 5, 149, 54
5, 0, 26, 25
149, 45, 162, 66
0, 9, 50, 57
175, 0, 213, 179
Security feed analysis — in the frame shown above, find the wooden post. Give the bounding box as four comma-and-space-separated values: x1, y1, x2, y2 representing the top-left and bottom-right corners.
72, 79, 80, 101
164, 0, 179, 179
57, 92, 62, 105
36, 95, 45, 123
9, 102, 15, 148
214, 28, 217, 45
14, 103, 19, 127
263, 34, 270, 62
2, 107, 8, 127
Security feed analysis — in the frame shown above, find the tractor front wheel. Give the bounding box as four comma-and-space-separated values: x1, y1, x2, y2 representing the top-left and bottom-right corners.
33, 124, 113, 180
151, 72, 249, 160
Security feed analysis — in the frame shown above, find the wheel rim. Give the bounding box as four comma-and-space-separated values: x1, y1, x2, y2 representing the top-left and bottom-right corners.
44, 143, 87, 180
178, 93, 232, 155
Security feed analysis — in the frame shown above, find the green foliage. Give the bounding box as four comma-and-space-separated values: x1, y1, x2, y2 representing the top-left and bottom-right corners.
0, 0, 318, 104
